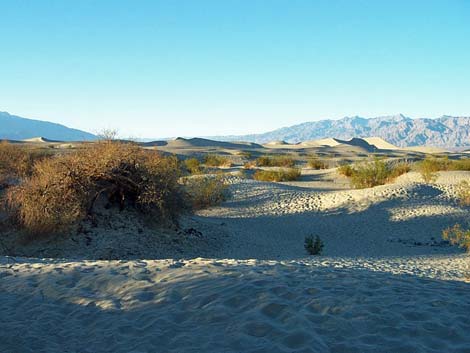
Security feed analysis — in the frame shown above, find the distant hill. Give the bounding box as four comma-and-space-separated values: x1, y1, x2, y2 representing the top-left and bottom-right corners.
214, 114, 470, 148
0, 111, 96, 141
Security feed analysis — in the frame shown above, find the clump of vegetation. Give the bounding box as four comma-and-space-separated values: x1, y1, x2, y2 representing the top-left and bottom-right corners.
184, 157, 203, 174
337, 164, 354, 177
243, 160, 257, 169
442, 224, 470, 253
308, 158, 328, 170
304, 235, 324, 255
183, 175, 228, 210
5, 142, 184, 235
338, 159, 410, 189
256, 155, 295, 168
0, 141, 51, 186
253, 168, 301, 182
457, 181, 470, 206
204, 154, 232, 167
418, 157, 441, 183
417, 157, 470, 183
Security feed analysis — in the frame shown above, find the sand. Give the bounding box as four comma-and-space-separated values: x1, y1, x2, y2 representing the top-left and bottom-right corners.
1, 170, 470, 352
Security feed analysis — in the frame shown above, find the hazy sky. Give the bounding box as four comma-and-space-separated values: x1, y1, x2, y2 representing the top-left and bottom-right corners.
1, 0, 470, 138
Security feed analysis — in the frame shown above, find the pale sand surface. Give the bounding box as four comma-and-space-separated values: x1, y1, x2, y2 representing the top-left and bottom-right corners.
1, 170, 470, 352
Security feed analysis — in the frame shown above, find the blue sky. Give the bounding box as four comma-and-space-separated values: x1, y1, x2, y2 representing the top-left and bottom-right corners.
1, 0, 469, 138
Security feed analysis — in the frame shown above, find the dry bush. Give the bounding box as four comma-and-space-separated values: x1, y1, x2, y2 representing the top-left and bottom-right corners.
388, 162, 412, 180
5, 141, 184, 235
184, 158, 202, 174
204, 154, 232, 167
442, 224, 470, 252
253, 168, 301, 182
243, 160, 257, 169
183, 175, 228, 210
304, 235, 324, 255
418, 157, 441, 183
0, 141, 51, 186
308, 158, 328, 170
256, 155, 295, 168
337, 164, 354, 177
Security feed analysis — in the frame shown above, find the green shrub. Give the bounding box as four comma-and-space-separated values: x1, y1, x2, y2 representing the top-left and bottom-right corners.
253, 168, 301, 182
256, 155, 295, 167
340, 159, 410, 189
418, 157, 440, 183
5, 142, 184, 236
304, 235, 324, 255
204, 154, 232, 167
442, 224, 470, 252
184, 175, 228, 210
308, 158, 328, 170
184, 158, 202, 174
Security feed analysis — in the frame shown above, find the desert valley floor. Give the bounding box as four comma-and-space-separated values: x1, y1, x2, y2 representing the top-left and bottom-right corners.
1, 138, 470, 353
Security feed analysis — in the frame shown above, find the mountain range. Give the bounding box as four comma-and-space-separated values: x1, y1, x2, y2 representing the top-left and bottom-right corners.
215, 114, 470, 148
0, 111, 96, 141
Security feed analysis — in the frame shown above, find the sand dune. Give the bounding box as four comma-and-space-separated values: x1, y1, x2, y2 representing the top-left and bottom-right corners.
22, 136, 61, 143
2, 166, 470, 352
363, 136, 399, 150
164, 137, 263, 149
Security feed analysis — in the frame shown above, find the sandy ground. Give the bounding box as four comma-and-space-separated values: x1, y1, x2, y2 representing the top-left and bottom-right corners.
1, 170, 470, 352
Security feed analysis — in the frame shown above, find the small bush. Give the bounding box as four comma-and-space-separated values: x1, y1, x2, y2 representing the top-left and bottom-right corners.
256, 155, 295, 168
304, 235, 324, 255
243, 160, 257, 169
184, 158, 202, 174
5, 142, 184, 235
340, 159, 410, 189
184, 176, 228, 210
0, 141, 50, 185
337, 164, 354, 177
457, 181, 470, 206
204, 154, 232, 167
442, 224, 470, 252
253, 168, 301, 182
308, 158, 328, 170
418, 157, 441, 183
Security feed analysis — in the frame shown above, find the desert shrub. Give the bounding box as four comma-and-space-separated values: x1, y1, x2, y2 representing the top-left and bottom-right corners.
243, 160, 257, 169
455, 180, 470, 206
340, 159, 410, 189
452, 158, 470, 171
304, 235, 324, 255
253, 168, 301, 182
337, 164, 354, 177
237, 151, 252, 159
308, 158, 328, 170
5, 141, 184, 235
204, 154, 232, 167
256, 155, 295, 168
418, 157, 441, 183
388, 162, 412, 179
183, 175, 228, 210
0, 141, 51, 186
442, 224, 470, 252
184, 158, 202, 174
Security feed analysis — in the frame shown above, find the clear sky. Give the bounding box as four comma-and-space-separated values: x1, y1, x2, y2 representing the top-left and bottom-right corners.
1, 0, 470, 138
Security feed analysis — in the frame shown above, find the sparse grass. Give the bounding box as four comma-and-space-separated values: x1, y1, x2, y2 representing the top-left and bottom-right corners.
253, 168, 301, 182
304, 235, 324, 255
5, 141, 184, 236
183, 175, 228, 210
204, 154, 232, 167
442, 224, 470, 252
256, 155, 295, 168
339, 158, 411, 189
243, 160, 257, 169
308, 158, 328, 170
